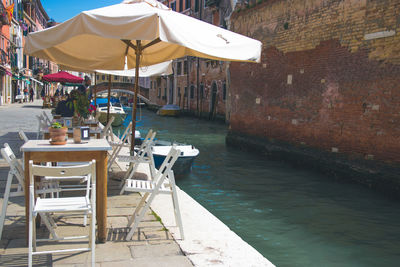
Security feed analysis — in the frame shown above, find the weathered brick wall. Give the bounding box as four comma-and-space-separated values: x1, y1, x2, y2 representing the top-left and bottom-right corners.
230, 0, 400, 163
149, 77, 169, 106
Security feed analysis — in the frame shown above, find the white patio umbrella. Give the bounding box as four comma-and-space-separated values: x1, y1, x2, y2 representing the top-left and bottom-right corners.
25, 0, 262, 151
96, 60, 173, 77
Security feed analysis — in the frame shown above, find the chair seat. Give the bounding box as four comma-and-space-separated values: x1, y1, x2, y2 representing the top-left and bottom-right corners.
34, 197, 91, 214
117, 155, 136, 162
43, 175, 87, 182
118, 155, 152, 163
124, 179, 171, 194
109, 141, 130, 147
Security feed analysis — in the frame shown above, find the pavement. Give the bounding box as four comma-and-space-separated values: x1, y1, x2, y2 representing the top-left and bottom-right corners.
0, 100, 193, 266
0, 100, 274, 267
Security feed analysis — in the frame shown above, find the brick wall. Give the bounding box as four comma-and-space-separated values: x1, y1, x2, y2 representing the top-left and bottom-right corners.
149, 77, 169, 106
230, 0, 400, 163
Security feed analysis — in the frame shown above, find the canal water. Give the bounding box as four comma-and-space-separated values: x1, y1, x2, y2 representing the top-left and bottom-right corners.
116, 108, 400, 267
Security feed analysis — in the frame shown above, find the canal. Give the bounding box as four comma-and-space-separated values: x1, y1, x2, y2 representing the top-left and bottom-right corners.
116, 108, 400, 267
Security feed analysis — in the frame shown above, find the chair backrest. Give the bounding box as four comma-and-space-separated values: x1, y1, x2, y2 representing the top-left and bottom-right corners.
153, 147, 180, 186
100, 116, 115, 139
19, 130, 29, 143
136, 130, 156, 158
36, 114, 45, 125
134, 130, 157, 176
95, 112, 101, 121
42, 111, 52, 126
1, 143, 24, 187
29, 160, 96, 199
119, 121, 132, 144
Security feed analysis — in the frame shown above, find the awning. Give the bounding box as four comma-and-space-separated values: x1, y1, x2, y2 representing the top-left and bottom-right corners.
0, 65, 13, 77
12, 75, 31, 84
42, 71, 83, 83
30, 77, 43, 85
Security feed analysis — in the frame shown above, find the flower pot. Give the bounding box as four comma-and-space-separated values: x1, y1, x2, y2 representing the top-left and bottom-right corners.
49, 127, 68, 145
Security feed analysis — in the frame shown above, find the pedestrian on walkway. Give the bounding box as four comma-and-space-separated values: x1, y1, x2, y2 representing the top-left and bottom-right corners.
29, 87, 34, 102
40, 87, 45, 99
23, 88, 28, 103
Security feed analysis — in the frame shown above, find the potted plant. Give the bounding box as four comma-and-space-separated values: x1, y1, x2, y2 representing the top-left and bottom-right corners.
49, 122, 68, 145
67, 90, 91, 126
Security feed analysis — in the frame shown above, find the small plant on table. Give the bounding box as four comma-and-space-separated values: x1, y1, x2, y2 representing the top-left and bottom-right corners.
49, 122, 68, 145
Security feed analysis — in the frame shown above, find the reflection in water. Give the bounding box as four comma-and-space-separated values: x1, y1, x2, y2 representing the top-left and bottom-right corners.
116, 109, 400, 267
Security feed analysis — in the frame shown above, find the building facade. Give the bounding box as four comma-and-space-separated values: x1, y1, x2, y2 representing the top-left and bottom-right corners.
0, 0, 58, 105
224, 0, 400, 197
149, 0, 232, 121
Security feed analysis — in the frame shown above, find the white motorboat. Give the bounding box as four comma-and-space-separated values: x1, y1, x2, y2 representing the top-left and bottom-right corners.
97, 102, 127, 127
151, 144, 199, 175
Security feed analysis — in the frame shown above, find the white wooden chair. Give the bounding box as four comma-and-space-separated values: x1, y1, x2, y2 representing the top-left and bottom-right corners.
36, 114, 49, 139
121, 147, 184, 240
0, 144, 60, 240
100, 116, 115, 140
118, 130, 157, 187
19, 130, 29, 143
21, 129, 91, 225
94, 112, 101, 121
107, 121, 132, 170
42, 111, 52, 126
28, 160, 96, 267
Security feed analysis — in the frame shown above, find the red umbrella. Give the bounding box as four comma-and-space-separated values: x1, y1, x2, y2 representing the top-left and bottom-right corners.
42, 71, 83, 83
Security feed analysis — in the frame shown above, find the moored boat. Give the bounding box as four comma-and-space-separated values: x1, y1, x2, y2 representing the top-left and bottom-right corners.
151, 144, 199, 175
96, 98, 127, 127
157, 104, 180, 116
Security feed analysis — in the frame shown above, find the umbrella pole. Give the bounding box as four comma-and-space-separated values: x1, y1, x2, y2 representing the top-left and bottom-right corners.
94, 72, 97, 117
106, 74, 111, 124
131, 40, 141, 153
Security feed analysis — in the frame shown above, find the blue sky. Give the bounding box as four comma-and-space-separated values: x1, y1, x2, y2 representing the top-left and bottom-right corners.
41, 0, 121, 22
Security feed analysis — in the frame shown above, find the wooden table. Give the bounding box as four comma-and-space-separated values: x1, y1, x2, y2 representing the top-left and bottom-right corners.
43, 128, 102, 139
21, 139, 112, 243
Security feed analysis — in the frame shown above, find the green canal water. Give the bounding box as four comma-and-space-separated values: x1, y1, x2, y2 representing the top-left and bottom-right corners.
116, 108, 400, 267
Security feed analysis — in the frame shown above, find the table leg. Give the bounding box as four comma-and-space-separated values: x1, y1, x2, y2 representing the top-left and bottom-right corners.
24, 152, 31, 245
96, 152, 108, 243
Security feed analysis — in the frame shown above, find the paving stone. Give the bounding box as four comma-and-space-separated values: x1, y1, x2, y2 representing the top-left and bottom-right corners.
54, 263, 101, 267
3, 239, 27, 255
130, 243, 183, 258
0, 239, 8, 254
51, 251, 89, 265
142, 229, 171, 242
0, 252, 52, 267
107, 216, 128, 228
107, 207, 137, 216
95, 242, 132, 262
106, 227, 147, 243
100, 260, 135, 267
129, 255, 193, 267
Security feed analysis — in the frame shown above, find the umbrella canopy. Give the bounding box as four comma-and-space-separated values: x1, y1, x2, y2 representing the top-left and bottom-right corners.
25, 0, 262, 152
42, 71, 83, 83
25, 0, 261, 70
96, 60, 173, 77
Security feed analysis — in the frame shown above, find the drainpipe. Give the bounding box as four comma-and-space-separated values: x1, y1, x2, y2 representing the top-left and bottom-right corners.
196, 0, 203, 117
186, 57, 190, 113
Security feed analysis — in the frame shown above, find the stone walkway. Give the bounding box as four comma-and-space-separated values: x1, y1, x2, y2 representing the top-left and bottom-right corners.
0, 100, 193, 266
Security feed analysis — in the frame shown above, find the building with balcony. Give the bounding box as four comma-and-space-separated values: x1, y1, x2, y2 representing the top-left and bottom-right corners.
148, 0, 233, 121
0, 0, 59, 105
